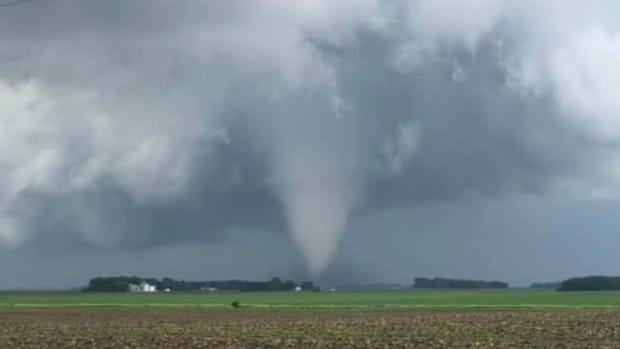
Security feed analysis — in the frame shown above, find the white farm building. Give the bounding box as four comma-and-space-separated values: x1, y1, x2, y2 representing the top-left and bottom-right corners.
128, 282, 157, 293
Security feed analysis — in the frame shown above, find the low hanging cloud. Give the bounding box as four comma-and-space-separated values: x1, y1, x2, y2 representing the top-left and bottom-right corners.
2, 0, 620, 274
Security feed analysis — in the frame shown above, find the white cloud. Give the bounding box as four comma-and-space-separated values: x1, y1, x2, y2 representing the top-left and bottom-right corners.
406, 0, 505, 50
549, 28, 620, 139
383, 120, 421, 176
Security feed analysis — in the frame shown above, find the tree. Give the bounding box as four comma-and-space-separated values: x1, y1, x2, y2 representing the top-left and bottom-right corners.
413, 277, 508, 289
558, 276, 620, 291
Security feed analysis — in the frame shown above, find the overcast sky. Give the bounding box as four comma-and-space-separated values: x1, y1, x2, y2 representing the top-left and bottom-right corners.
2, 0, 620, 289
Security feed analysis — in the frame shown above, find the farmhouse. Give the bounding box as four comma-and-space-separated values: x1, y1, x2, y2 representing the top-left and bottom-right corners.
128, 282, 157, 293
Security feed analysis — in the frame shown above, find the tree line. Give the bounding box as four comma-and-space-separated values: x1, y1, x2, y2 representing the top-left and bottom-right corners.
557, 276, 620, 291
528, 276, 620, 291
83, 276, 318, 292
413, 277, 508, 289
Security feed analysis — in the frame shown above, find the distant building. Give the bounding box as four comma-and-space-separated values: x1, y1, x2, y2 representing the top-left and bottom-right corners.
128, 282, 157, 293
294, 286, 302, 292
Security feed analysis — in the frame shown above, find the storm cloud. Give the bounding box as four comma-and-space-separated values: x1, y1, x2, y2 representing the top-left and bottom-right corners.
1, 0, 620, 287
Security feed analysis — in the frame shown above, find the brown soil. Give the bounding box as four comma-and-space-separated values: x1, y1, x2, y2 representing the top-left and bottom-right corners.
1, 308, 619, 348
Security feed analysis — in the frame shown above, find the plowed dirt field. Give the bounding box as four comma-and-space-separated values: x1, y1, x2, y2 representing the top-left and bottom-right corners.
1, 308, 619, 348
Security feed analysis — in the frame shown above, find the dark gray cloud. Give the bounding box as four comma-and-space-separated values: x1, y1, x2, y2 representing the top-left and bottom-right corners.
1, 0, 620, 288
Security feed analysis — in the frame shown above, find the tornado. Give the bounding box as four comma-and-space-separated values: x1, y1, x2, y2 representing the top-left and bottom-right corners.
275, 157, 358, 274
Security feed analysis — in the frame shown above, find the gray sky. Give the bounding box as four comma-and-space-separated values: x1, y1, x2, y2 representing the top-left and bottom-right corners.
1, 0, 620, 289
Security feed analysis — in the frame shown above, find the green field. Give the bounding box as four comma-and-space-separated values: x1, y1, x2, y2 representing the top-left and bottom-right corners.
2, 289, 620, 308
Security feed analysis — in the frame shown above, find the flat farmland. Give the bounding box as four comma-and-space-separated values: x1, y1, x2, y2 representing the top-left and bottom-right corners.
1, 308, 620, 348
3, 289, 620, 308
2, 290, 620, 348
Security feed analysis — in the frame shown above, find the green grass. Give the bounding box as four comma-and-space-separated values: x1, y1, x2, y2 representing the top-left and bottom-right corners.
2, 289, 620, 309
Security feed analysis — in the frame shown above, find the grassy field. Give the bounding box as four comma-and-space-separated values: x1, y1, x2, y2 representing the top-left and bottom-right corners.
2, 289, 620, 308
